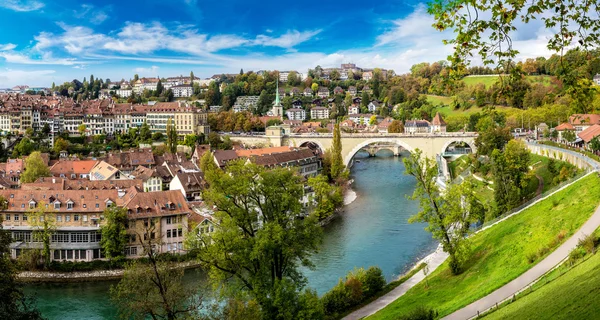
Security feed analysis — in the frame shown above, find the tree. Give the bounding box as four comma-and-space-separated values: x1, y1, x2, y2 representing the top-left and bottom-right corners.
152, 132, 164, 141
183, 134, 199, 148
562, 130, 576, 143
20, 151, 51, 183
25, 128, 34, 138
266, 119, 282, 127
308, 174, 343, 221
190, 71, 195, 81
330, 123, 345, 181
195, 161, 322, 319
100, 206, 128, 261
205, 81, 221, 107
139, 121, 152, 143
474, 120, 512, 157
491, 140, 530, 216
29, 201, 56, 269
42, 123, 51, 136
12, 138, 34, 157
590, 136, 600, 152
404, 149, 478, 274
430, 0, 600, 78
361, 91, 370, 109
156, 79, 164, 96
166, 118, 178, 154
0, 220, 44, 319
256, 90, 271, 115
111, 216, 200, 320
311, 83, 319, 94
78, 124, 87, 136
388, 120, 404, 133
369, 115, 378, 126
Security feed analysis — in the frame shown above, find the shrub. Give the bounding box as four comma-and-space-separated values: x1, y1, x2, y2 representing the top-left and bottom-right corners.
568, 247, 587, 265
363, 266, 386, 298
398, 306, 438, 320
578, 233, 597, 254
321, 280, 351, 315
526, 251, 537, 264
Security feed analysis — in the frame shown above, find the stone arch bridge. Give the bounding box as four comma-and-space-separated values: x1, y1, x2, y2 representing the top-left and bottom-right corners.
228, 132, 477, 166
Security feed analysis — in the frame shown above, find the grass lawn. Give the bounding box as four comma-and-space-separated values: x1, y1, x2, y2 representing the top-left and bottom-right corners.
447, 155, 469, 180
528, 154, 581, 193
368, 174, 600, 319
425, 95, 453, 106
461, 75, 556, 88
482, 249, 600, 320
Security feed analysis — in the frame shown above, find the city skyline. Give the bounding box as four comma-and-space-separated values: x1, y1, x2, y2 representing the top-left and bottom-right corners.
1, 0, 556, 87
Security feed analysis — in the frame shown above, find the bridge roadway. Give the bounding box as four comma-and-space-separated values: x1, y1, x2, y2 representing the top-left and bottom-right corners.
228, 132, 478, 166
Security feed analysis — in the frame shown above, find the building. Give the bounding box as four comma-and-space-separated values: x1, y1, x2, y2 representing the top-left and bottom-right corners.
430, 112, 447, 133
250, 148, 321, 178
377, 117, 394, 133
404, 120, 431, 134
49, 160, 98, 180
367, 100, 381, 113
233, 96, 259, 113
348, 86, 357, 96
594, 74, 600, 85
310, 107, 329, 120
169, 172, 205, 201
363, 71, 373, 81
317, 87, 330, 98
171, 84, 193, 98
130, 166, 164, 192
578, 124, 600, 146
115, 89, 132, 98
286, 108, 306, 121
267, 82, 284, 119
303, 87, 313, 97
555, 122, 575, 141
568, 114, 600, 134
89, 161, 126, 180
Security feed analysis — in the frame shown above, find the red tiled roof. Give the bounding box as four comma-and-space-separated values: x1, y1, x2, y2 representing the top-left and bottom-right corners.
555, 122, 574, 131
578, 124, 600, 143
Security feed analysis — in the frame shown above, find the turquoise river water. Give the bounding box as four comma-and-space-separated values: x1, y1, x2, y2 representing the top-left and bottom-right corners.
23, 150, 436, 319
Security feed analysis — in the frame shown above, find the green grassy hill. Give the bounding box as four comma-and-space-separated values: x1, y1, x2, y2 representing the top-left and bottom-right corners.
482, 247, 600, 320
462, 75, 557, 88
368, 174, 600, 319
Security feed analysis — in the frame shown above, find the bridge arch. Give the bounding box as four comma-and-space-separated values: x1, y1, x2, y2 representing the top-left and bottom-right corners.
344, 138, 413, 167
441, 138, 477, 155
293, 139, 326, 155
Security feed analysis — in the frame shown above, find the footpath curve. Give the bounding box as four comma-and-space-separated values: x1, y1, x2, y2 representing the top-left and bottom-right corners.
344, 142, 600, 320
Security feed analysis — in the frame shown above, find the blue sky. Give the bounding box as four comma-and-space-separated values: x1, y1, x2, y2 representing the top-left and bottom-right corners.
0, 0, 553, 87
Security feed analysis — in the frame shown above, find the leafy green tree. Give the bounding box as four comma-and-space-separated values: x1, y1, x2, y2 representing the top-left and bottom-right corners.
491, 140, 530, 216
0, 220, 44, 319
183, 134, 199, 147
139, 121, 152, 143
25, 128, 34, 138
156, 79, 164, 96
404, 149, 479, 274
474, 122, 512, 156
361, 91, 370, 109
562, 130, 576, 143
429, 0, 600, 78
42, 124, 51, 136
256, 90, 271, 115
21, 151, 51, 183
205, 81, 221, 107
12, 138, 35, 157
330, 123, 346, 181
152, 132, 164, 141
166, 118, 178, 154
29, 201, 56, 269
195, 161, 322, 319
590, 136, 600, 152
100, 206, 128, 261
308, 174, 343, 220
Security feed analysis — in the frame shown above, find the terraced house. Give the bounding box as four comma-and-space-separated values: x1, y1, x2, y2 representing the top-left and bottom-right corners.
0, 94, 210, 137
2, 188, 191, 261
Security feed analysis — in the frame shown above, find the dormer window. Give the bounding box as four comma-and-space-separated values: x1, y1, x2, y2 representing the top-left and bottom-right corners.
66, 200, 74, 209
29, 200, 36, 209
54, 202, 60, 209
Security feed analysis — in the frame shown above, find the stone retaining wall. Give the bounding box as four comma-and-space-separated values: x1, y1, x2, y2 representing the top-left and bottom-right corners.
17, 261, 201, 283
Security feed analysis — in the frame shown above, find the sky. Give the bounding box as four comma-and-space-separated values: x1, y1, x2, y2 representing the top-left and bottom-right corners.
0, 0, 557, 88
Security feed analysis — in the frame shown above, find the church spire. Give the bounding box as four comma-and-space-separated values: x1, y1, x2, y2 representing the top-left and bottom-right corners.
275, 74, 281, 106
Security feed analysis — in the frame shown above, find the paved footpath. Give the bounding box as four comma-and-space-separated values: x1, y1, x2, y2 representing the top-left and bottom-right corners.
343, 247, 449, 320
443, 200, 600, 320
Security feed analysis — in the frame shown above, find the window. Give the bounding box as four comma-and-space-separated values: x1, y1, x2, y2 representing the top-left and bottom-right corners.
167, 229, 172, 238
14, 215, 19, 221
67, 202, 73, 209
4, 214, 9, 221
83, 215, 88, 222
54, 202, 60, 209
166, 216, 172, 224
74, 215, 80, 222
83, 204, 86, 208
178, 228, 183, 237
65, 215, 71, 222
56, 215, 62, 222
95, 204, 99, 208
22, 215, 27, 221
21, 204, 25, 208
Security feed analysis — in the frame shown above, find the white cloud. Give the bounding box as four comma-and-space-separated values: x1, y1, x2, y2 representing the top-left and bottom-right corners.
133, 65, 160, 75
74, 4, 109, 25
0, 52, 82, 65
35, 23, 107, 54
0, 44, 17, 51
0, 69, 56, 87
0, 0, 44, 12
254, 30, 321, 48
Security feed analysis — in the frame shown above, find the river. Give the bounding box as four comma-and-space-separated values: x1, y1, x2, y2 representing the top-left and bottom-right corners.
23, 150, 436, 319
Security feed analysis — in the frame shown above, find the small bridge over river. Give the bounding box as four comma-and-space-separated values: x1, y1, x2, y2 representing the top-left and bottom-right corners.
228, 131, 478, 166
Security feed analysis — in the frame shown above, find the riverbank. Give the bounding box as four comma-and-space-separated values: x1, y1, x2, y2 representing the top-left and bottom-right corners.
17, 261, 201, 283
344, 185, 357, 205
